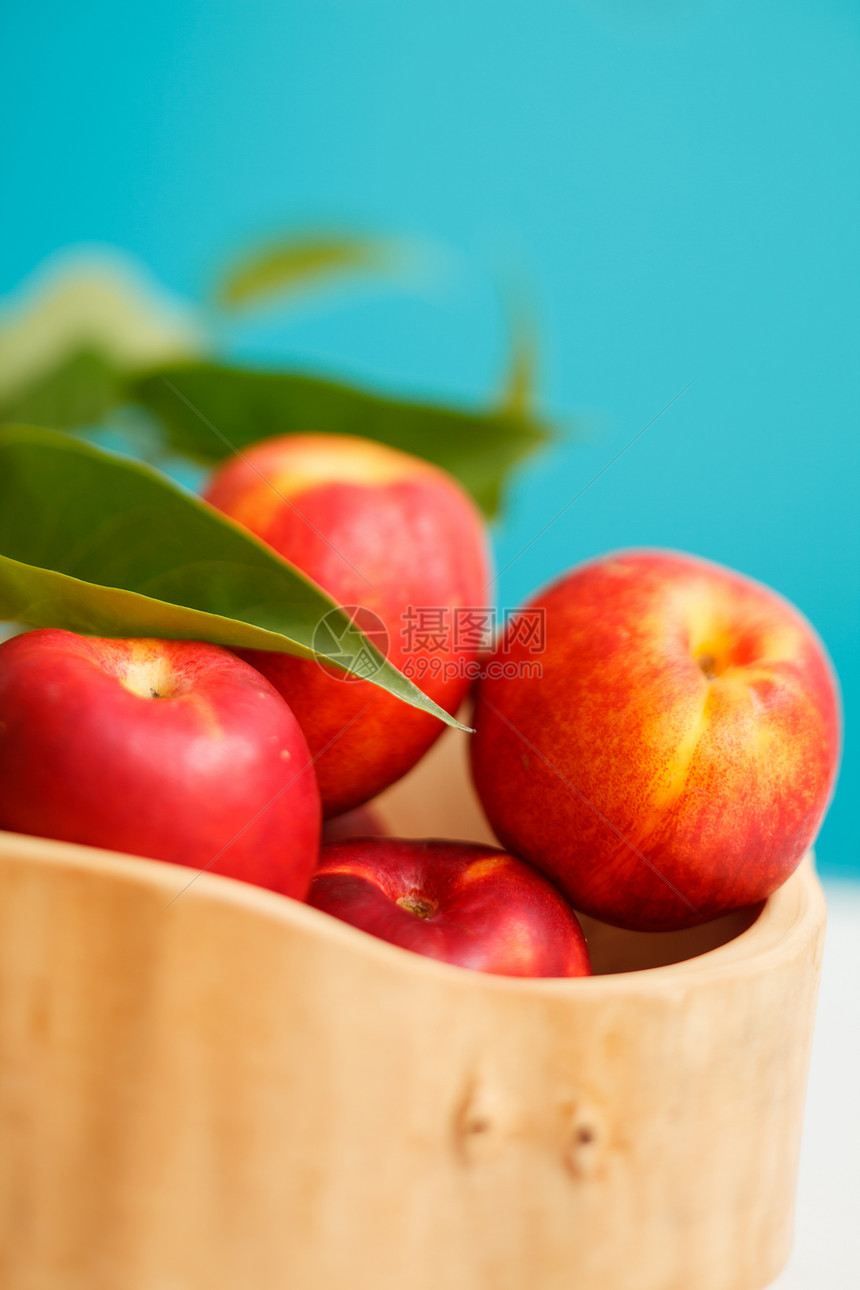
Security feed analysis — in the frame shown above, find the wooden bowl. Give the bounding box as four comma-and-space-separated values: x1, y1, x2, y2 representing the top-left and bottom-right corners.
0, 729, 825, 1290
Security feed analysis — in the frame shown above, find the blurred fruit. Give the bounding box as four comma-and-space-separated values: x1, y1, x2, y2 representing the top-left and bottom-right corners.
321, 804, 388, 844
205, 433, 489, 815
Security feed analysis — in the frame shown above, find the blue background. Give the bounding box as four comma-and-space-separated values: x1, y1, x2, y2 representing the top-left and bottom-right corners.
2, 1, 857, 873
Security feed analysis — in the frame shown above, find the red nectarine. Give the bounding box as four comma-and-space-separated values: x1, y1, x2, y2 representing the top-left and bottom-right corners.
0, 630, 321, 899
309, 837, 592, 976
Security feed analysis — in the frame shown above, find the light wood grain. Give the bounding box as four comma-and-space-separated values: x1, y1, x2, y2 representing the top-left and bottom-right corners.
0, 727, 826, 1290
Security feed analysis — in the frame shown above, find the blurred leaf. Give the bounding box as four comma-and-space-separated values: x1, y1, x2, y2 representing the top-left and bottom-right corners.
132, 363, 550, 516
0, 346, 124, 428
499, 290, 539, 419
2, 248, 555, 518
0, 251, 203, 408
0, 425, 467, 730
215, 233, 398, 309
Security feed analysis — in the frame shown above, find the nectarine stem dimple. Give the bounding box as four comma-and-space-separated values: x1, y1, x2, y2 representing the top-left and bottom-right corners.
396, 894, 436, 920
696, 652, 719, 681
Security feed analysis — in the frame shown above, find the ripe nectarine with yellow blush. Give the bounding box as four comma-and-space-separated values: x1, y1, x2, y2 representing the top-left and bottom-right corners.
471, 550, 840, 930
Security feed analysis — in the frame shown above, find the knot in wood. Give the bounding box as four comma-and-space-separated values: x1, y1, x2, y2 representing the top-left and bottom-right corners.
565, 1105, 605, 1180
455, 1081, 515, 1163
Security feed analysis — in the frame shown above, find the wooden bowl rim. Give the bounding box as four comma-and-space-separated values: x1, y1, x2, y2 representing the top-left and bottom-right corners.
0, 828, 824, 999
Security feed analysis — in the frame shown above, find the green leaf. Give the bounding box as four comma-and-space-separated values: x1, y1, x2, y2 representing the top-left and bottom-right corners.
215, 233, 398, 309
132, 363, 550, 517
0, 425, 467, 730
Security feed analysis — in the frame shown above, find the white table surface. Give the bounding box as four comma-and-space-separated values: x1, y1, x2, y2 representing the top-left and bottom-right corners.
768, 880, 860, 1288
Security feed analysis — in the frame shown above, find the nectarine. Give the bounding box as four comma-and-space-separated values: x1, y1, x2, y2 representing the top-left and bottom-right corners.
310, 837, 591, 976
204, 434, 489, 816
0, 630, 321, 899
471, 550, 840, 930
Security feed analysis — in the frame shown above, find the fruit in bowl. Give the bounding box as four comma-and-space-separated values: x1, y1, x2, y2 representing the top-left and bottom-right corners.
0, 630, 321, 898
309, 837, 592, 977
204, 433, 489, 817
471, 549, 841, 931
